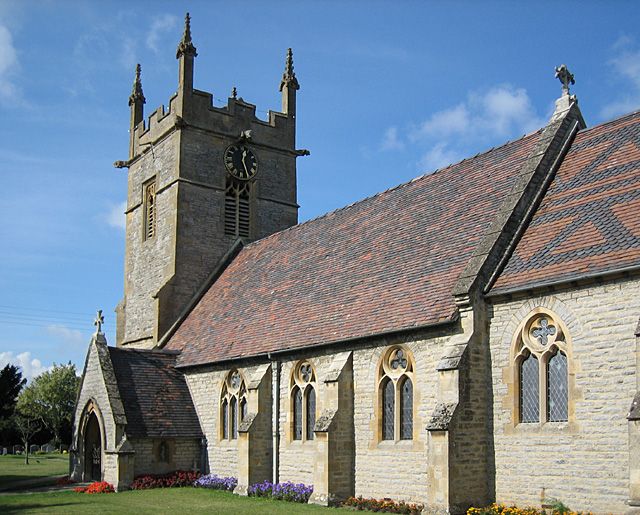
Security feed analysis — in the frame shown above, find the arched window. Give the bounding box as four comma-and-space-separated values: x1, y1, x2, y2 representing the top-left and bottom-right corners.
224, 178, 251, 238
291, 361, 316, 442
293, 386, 303, 440
547, 351, 568, 422
306, 387, 316, 441
400, 377, 413, 440
519, 353, 539, 423
513, 310, 570, 424
382, 378, 394, 441
378, 347, 414, 442
143, 178, 157, 241
220, 370, 246, 441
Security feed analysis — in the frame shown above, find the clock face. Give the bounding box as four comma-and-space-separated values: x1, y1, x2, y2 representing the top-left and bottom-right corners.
224, 144, 258, 180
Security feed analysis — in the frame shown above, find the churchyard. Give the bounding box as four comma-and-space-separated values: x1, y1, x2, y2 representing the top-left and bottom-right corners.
0, 453, 68, 491
0, 488, 334, 514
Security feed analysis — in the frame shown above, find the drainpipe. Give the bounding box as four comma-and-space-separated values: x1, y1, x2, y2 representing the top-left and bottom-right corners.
269, 355, 280, 484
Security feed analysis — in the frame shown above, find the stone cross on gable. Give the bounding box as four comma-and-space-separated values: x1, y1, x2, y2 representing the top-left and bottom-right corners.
94, 310, 104, 335
555, 64, 575, 96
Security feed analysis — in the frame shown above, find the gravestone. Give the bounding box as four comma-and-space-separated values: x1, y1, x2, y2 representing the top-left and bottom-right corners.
13, 445, 23, 454
30, 444, 39, 454
44, 444, 56, 453
2, 447, 7, 455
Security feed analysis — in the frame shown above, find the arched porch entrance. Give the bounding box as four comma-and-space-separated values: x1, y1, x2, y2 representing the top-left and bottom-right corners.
83, 411, 102, 481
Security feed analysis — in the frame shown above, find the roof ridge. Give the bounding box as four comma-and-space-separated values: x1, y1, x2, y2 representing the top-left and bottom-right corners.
578, 108, 640, 135
244, 128, 544, 252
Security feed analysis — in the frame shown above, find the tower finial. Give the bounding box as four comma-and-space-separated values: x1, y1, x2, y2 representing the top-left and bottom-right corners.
94, 310, 104, 336
231, 86, 237, 100
555, 64, 575, 96
129, 63, 146, 106
280, 48, 300, 92
176, 12, 197, 59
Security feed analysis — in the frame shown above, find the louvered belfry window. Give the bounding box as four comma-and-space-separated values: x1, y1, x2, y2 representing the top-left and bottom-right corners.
225, 178, 250, 238
143, 179, 157, 240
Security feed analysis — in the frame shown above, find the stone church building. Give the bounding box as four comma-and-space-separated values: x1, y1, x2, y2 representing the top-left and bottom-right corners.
71, 15, 640, 514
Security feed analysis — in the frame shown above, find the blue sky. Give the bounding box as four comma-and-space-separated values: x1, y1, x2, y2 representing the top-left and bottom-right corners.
1, 0, 639, 380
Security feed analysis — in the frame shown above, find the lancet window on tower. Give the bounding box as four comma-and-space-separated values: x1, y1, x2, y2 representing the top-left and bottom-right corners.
224, 178, 251, 238
143, 179, 157, 240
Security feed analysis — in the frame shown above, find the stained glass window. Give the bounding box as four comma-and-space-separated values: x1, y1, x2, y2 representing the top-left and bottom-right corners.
520, 354, 539, 423
222, 399, 228, 439
547, 351, 568, 422
400, 377, 413, 440
230, 397, 238, 439
293, 387, 302, 440
306, 387, 316, 440
382, 378, 394, 440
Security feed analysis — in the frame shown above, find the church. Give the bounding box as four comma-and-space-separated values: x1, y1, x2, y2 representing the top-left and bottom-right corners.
70, 14, 640, 514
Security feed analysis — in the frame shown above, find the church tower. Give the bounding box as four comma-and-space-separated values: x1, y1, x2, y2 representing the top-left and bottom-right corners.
115, 14, 304, 348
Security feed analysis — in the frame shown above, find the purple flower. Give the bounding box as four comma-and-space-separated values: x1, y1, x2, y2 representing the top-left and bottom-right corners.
248, 480, 313, 503
193, 474, 237, 491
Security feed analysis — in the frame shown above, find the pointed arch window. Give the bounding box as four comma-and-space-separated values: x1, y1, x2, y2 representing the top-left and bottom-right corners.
143, 178, 156, 240
225, 178, 251, 238
513, 311, 570, 424
220, 370, 247, 441
378, 347, 414, 442
291, 361, 316, 442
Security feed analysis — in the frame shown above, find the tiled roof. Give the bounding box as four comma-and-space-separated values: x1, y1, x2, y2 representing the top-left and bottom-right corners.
108, 347, 202, 438
167, 131, 542, 367
492, 111, 640, 293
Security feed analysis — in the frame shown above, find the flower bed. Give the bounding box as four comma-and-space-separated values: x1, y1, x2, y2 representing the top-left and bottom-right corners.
74, 481, 114, 494
342, 496, 423, 514
56, 476, 76, 486
248, 480, 313, 503
130, 470, 200, 490
193, 474, 237, 491
467, 503, 594, 515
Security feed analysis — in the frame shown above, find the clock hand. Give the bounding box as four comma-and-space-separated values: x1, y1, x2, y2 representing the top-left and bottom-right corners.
241, 150, 249, 178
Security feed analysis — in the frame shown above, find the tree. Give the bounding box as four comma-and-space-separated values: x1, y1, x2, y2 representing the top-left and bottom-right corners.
0, 364, 26, 418
15, 386, 41, 465
0, 364, 27, 445
27, 363, 79, 451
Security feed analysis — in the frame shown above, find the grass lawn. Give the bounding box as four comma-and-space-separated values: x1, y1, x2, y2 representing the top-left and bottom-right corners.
0, 487, 340, 514
0, 454, 68, 489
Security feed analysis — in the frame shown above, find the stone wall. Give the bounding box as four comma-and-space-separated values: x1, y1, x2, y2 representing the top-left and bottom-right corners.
130, 438, 201, 476
488, 276, 640, 514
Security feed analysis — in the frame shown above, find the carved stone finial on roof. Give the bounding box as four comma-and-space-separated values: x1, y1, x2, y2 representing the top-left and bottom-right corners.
128, 63, 146, 106
94, 310, 104, 336
176, 12, 197, 59
231, 86, 237, 99
555, 64, 575, 96
279, 48, 300, 92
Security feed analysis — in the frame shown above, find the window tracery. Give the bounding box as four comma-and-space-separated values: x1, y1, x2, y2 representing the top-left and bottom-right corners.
378, 347, 414, 441
291, 361, 316, 441
514, 310, 569, 424
220, 370, 246, 440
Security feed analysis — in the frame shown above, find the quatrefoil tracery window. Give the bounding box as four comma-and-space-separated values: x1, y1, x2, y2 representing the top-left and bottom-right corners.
379, 347, 414, 441
291, 361, 316, 441
515, 310, 569, 424
220, 370, 247, 441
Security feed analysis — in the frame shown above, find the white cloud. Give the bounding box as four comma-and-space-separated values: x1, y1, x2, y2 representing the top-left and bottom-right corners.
601, 39, 640, 119
418, 142, 462, 172
146, 14, 178, 53
0, 24, 18, 103
0, 351, 51, 382
410, 104, 469, 140
397, 84, 545, 173
380, 126, 404, 151
106, 201, 127, 231
46, 324, 85, 347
